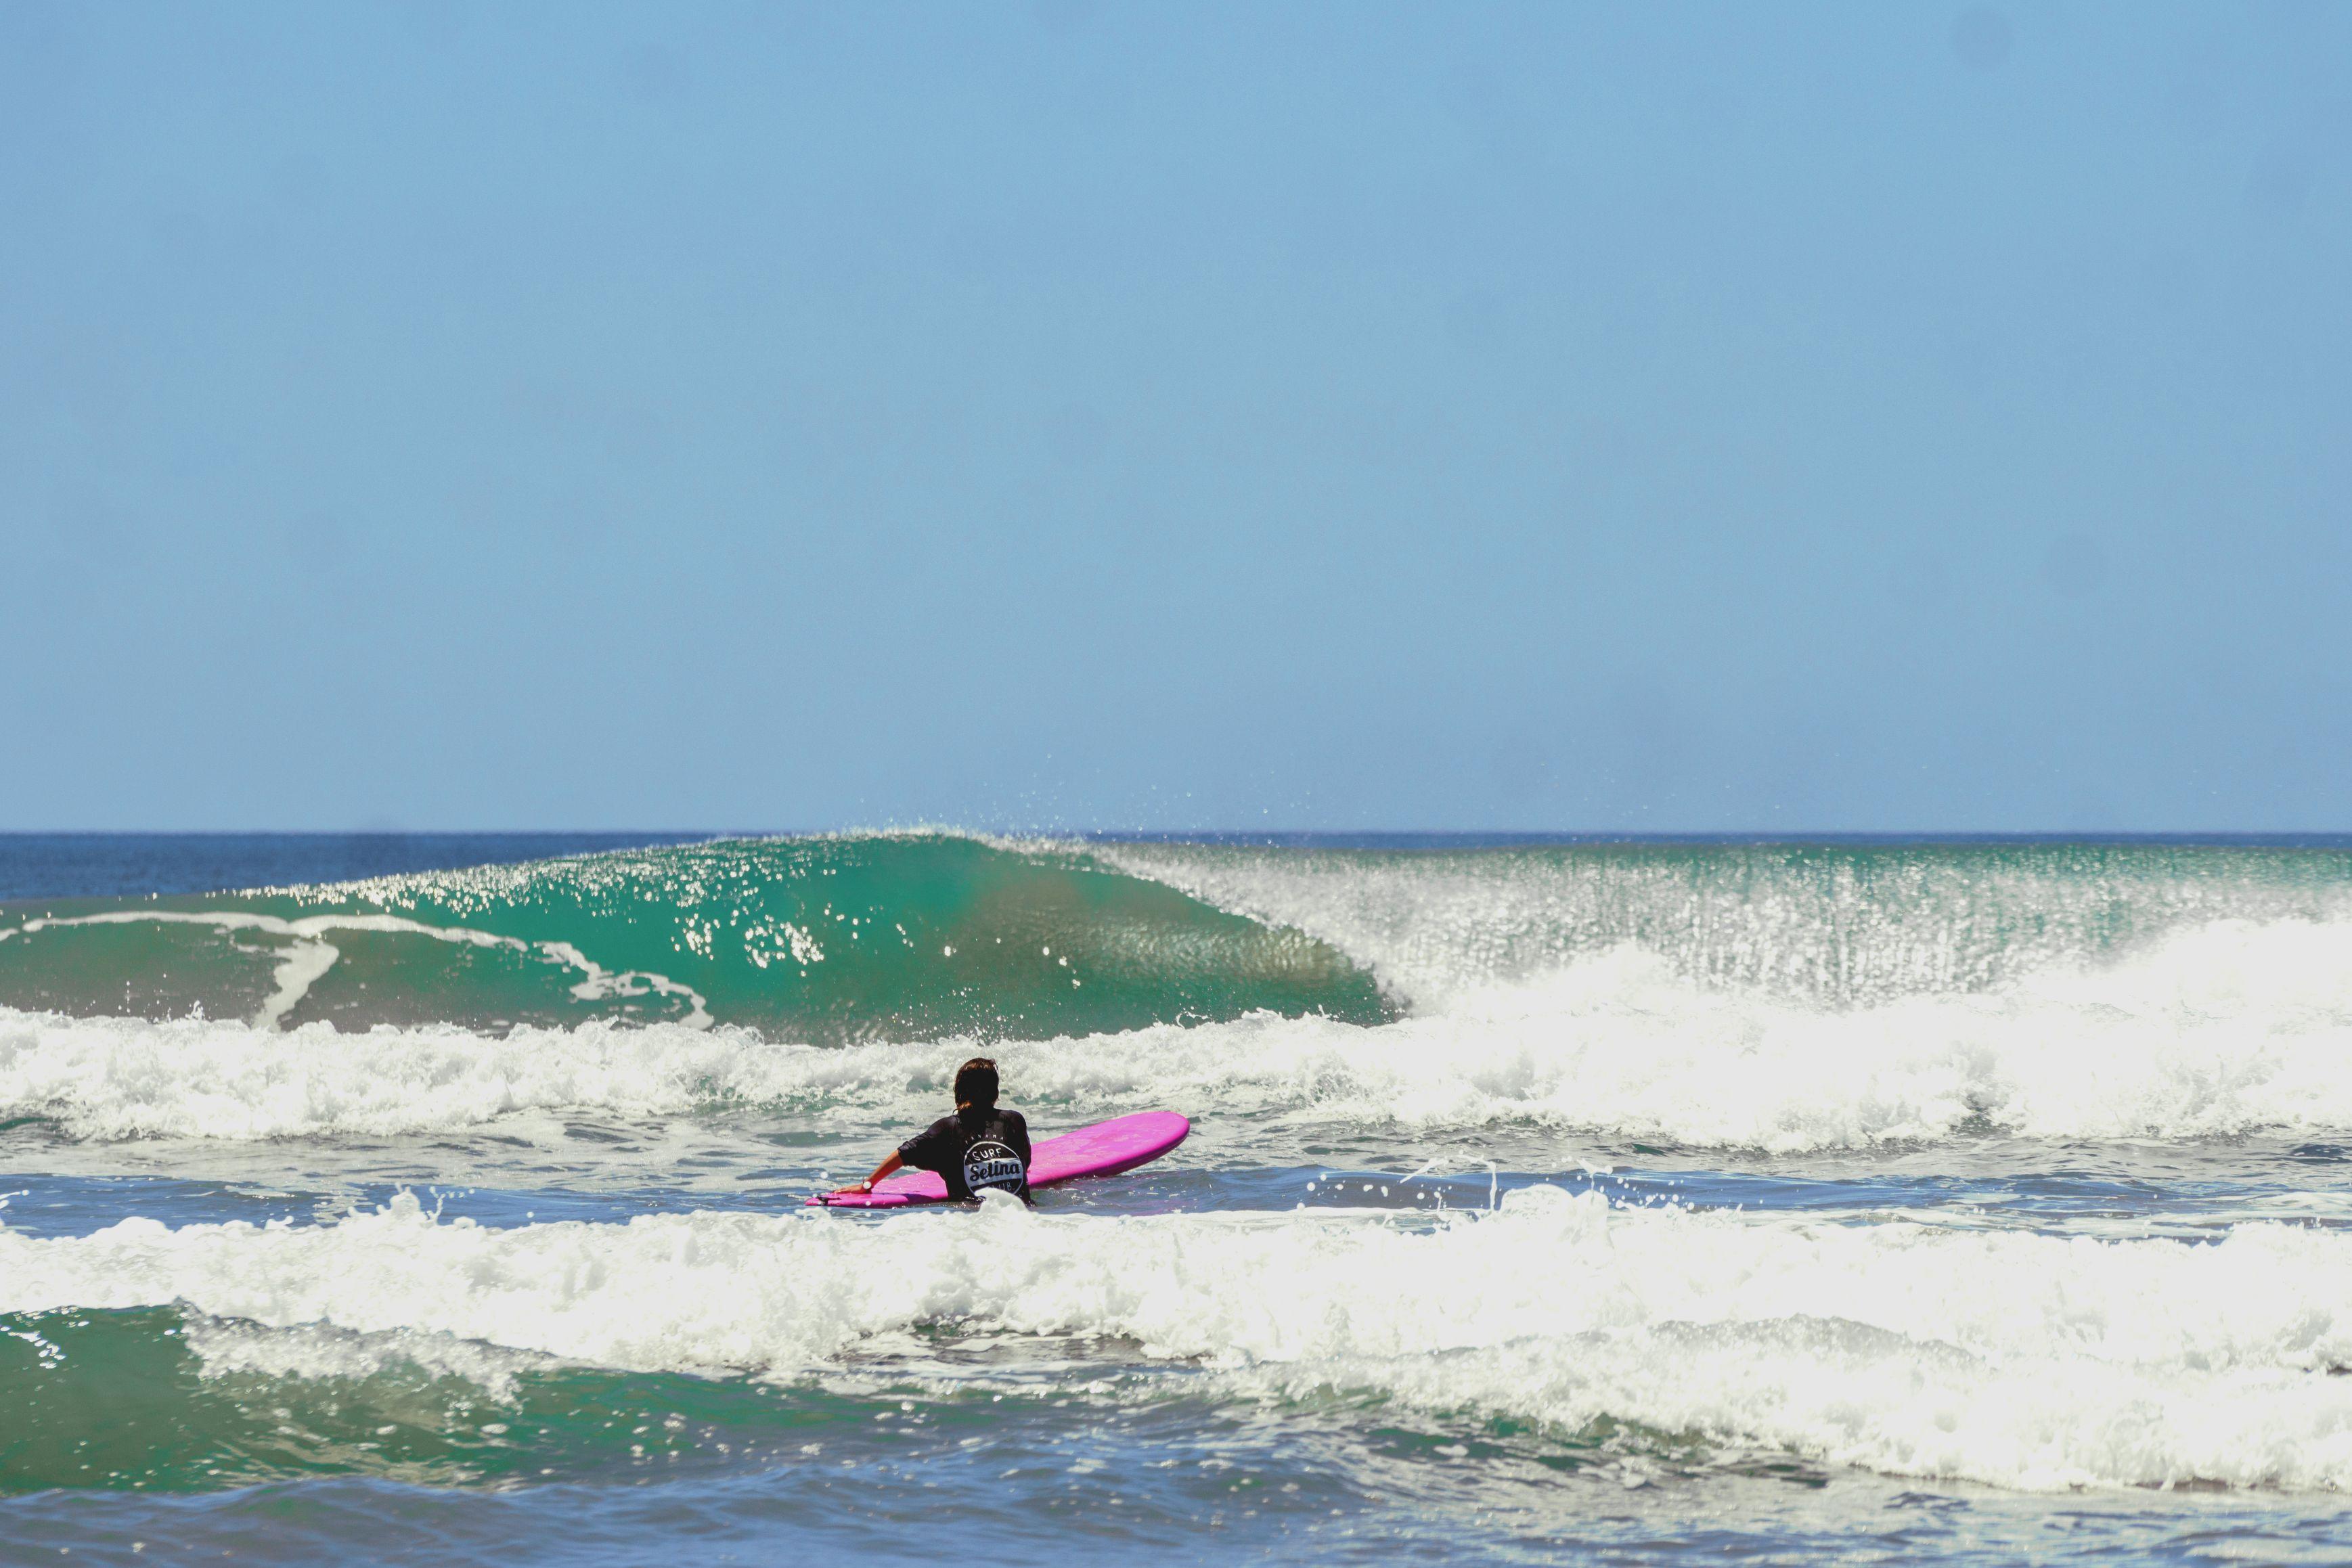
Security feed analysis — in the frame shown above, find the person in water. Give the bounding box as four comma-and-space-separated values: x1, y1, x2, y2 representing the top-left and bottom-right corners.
834, 1056, 1032, 1203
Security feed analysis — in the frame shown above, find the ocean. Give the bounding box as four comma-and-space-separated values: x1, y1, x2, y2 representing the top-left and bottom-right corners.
6, 830, 2352, 1565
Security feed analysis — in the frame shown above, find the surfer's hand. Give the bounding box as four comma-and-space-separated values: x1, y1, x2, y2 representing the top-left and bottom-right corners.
838, 1151, 901, 1198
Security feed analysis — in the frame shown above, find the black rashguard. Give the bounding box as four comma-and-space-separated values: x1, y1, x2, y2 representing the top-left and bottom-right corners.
898, 1107, 1032, 1203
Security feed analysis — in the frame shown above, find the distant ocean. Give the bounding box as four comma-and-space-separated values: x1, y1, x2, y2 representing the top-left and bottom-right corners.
9, 831, 2352, 1564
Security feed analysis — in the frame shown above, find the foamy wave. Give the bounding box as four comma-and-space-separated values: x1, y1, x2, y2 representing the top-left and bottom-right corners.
183, 1314, 543, 1397
1093, 838, 2352, 1009
9, 915, 2352, 1149
8, 1191, 2352, 1490
0, 1010, 793, 1141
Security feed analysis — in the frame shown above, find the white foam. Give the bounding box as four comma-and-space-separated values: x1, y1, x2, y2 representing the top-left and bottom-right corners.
12, 914, 2352, 1150
1057, 915, 2352, 1150
1090, 839, 2352, 1011
9, 1190, 2352, 1491
182, 1313, 543, 1397
0, 1010, 774, 1141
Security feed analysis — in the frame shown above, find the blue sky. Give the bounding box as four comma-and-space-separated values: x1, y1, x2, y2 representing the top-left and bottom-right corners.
3, 2, 2346, 831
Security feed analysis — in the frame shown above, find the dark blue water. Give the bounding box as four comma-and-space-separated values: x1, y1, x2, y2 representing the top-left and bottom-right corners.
0, 832, 718, 903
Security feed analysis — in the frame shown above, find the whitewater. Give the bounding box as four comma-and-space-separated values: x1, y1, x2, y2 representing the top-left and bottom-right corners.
7, 832, 2352, 1564
11, 912, 2352, 1151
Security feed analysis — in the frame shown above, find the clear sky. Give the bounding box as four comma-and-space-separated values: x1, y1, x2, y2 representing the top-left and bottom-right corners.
3, 2, 2346, 832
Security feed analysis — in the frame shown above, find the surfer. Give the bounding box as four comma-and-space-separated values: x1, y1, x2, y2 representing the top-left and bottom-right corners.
833, 1056, 1033, 1204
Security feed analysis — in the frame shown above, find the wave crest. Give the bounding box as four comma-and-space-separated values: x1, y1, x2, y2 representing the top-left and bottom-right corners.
0, 834, 1390, 1041
9, 915, 2352, 1150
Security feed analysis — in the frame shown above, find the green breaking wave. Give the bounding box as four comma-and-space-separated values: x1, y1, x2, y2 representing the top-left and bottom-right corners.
0, 1304, 933, 1493
0, 834, 1394, 1042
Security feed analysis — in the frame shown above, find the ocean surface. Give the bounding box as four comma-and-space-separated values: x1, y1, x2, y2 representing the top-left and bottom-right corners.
8, 831, 2352, 1565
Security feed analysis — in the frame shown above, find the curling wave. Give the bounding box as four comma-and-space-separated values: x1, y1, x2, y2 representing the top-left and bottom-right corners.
8, 913, 2352, 1149
0, 834, 1390, 1041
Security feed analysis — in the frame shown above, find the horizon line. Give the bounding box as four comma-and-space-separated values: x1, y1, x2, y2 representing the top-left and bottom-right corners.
5, 828, 2352, 844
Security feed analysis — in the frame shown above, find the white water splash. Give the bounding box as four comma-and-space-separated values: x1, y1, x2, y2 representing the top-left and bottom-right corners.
7, 914, 2352, 1149
10, 1190, 2352, 1492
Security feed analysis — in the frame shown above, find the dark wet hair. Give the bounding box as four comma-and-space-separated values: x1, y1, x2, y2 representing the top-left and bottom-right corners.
954, 1058, 1000, 1108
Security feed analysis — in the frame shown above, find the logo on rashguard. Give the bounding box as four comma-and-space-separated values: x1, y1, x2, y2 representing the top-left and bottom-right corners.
962, 1139, 1025, 1194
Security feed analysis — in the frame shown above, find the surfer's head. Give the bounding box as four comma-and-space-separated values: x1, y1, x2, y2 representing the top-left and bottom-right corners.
954, 1057, 1000, 1110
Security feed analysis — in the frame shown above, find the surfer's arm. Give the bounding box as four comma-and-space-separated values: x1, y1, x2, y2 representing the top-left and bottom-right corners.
837, 1150, 904, 1196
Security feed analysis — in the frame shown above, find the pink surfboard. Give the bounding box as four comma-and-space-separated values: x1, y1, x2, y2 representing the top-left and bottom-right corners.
809, 1111, 1190, 1208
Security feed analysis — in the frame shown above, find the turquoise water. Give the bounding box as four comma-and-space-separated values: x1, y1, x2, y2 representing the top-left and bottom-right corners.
9, 833, 2352, 1564
0, 834, 1390, 1040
